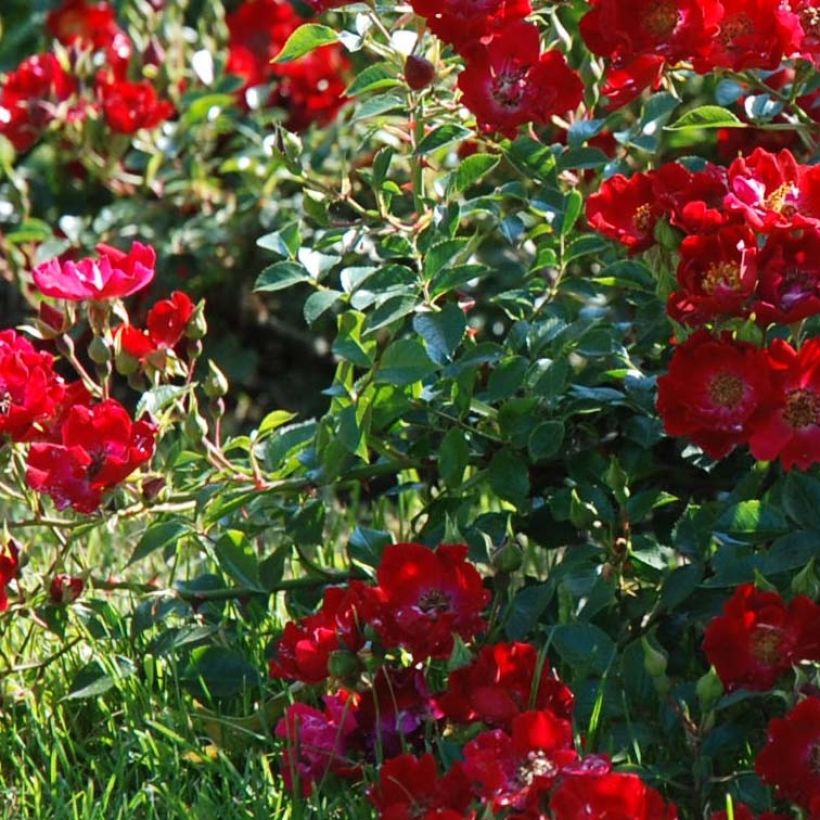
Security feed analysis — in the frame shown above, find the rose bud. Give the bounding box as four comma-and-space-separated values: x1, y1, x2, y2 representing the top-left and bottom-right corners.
404, 55, 435, 91
50, 574, 85, 605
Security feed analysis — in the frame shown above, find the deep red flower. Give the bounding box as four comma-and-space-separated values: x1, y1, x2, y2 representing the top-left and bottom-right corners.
462, 709, 576, 813
0, 540, 20, 613
47, 0, 120, 49
373, 542, 490, 660
0, 53, 76, 151
33, 241, 156, 301
49, 574, 85, 604
754, 228, 820, 326
663, 163, 731, 235
439, 641, 574, 729
789, 0, 820, 62
268, 581, 379, 684
703, 584, 820, 692
147, 291, 195, 348
275, 693, 359, 796
600, 54, 666, 110
550, 771, 678, 819
354, 667, 442, 759
756, 696, 820, 810
585, 171, 660, 253
457, 22, 583, 138
97, 76, 174, 134
0, 330, 66, 442
580, 0, 721, 63
692, 0, 804, 72
724, 148, 820, 233
26, 399, 156, 513
668, 226, 758, 325
410, 0, 531, 51
748, 338, 820, 470
369, 753, 474, 820
656, 331, 773, 459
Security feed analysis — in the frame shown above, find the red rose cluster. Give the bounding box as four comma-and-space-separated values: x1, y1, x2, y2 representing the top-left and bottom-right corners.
587, 147, 820, 469
580, 0, 818, 109
226, 0, 350, 131
0, 0, 173, 150
270, 542, 678, 817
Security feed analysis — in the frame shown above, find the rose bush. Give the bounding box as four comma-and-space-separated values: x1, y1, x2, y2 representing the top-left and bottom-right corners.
0, 0, 818, 817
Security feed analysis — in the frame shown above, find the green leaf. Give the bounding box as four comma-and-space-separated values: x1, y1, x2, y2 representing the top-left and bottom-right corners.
660, 564, 703, 610
273, 24, 338, 63
412, 304, 467, 365
415, 124, 472, 155
136, 385, 189, 418
349, 526, 392, 568
375, 339, 438, 386
439, 427, 469, 489
64, 658, 136, 701
552, 623, 616, 675
528, 421, 565, 462
257, 409, 298, 437
781, 472, 820, 530
345, 62, 401, 96
666, 105, 746, 131
446, 153, 500, 196
304, 290, 342, 325
184, 647, 260, 699
256, 222, 301, 258
254, 261, 311, 293
215, 531, 263, 591
129, 520, 189, 565
505, 583, 552, 640
488, 450, 530, 505
715, 501, 789, 543
423, 239, 469, 280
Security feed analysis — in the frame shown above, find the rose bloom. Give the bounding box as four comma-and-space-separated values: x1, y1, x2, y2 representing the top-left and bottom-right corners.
372, 542, 490, 660
789, 0, 820, 63
0, 329, 66, 442
668, 226, 758, 326
33, 242, 156, 301
275, 693, 359, 796
457, 21, 583, 138
756, 697, 820, 811
703, 583, 820, 692
47, 0, 120, 49
754, 228, 820, 326
550, 771, 678, 819
656, 331, 773, 459
96, 76, 174, 134
664, 163, 731, 235
439, 641, 574, 729
585, 171, 661, 254
0, 540, 20, 613
724, 148, 820, 233
0, 53, 76, 151
115, 291, 196, 366
26, 399, 156, 513
600, 54, 665, 110
410, 0, 531, 51
368, 753, 474, 820
748, 338, 820, 471
462, 709, 576, 814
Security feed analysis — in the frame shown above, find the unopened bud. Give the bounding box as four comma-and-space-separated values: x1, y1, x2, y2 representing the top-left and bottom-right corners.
115, 347, 140, 376
492, 542, 522, 573
88, 335, 111, 365
186, 302, 208, 340
404, 55, 435, 91
641, 636, 668, 678
696, 668, 724, 710
203, 361, 229, 399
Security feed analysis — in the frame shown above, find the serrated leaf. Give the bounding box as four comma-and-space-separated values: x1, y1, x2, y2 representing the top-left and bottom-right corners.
412, 303, 467, 365
254, 261, 311, 292
273, 24, 338, 63
304, 290, 342, 324
415, 124, 472, 155
215, 531, 263, 591
136, 385, 189, 418
666, 105, 745, 130
375, 339, 438, 386
446, 153, 500, 195
129, 520, 190, 565
528, 421, 565, 462
345, 62, 401, 96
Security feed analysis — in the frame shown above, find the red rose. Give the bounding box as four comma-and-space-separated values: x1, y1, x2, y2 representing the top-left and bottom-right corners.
0, 540, 20, 613
457, 22, 583, 138
372, 542, 490, 660
755, 696, 820, 810
600, 54, 666, 110
789, 0, 820, 62
668, 226, 758, 326
663, 163, 731, 235
146, 291, 196, 349
585, 171, 660, 254
439, 641, 574, 729
0, 330, 66, 442
47, 0, 120, 49
268, 581, 379, 684
748, 338, 820, 471
702, 584, 820, 692
410, 0, 531, 51
724, 148, 820, 233
97, 76, 174, 134
0, 53, 76, 151
550, 770, 678, 819
33, 241, 156, 301
26, 399, 156, 513
656, 331, 773, 459
462, 709, 576, 813
49, 574, 85, 604
754, 228, 820, 326
369, 753, 474, 820
275, 693, 359, 796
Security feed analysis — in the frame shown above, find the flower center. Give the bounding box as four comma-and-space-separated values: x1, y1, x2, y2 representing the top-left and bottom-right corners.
764, 183, 798, 216
784, 389, 820, 430
86, 450, 107, 480
719, 13, 754, 46
418, 588, 451, 614
800, 6, 820, 37
750, 626, 782, 665
517, 751, 557, 787
492, 67, 528, 109
643, 3, 680, 37
709, 372, 744, 409
703, 261, 741, 294
632, 203, 654, 234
